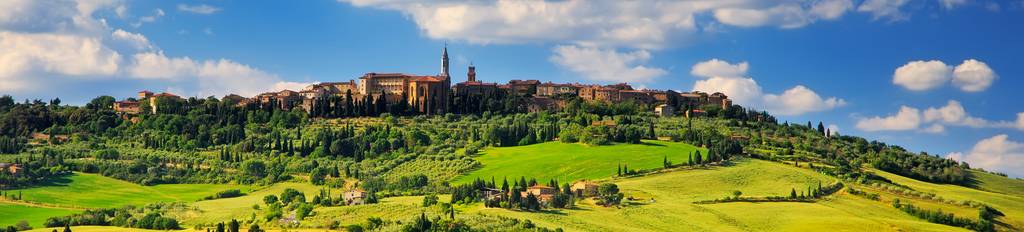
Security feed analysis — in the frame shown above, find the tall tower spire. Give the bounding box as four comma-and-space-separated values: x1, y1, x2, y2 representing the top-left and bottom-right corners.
441, 42, 450, 78
467, 62, 476, 82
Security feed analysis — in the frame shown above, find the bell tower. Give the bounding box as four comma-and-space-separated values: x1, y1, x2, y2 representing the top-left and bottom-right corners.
441, 43, 450, 78
467, 63, 476, 82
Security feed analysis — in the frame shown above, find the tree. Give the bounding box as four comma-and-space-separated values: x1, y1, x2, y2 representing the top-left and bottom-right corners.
732, 190, 742, 199
597, 183, 623, 206
422, 194, 439, 207
86, 96, 115, 110
229, 219, 240, 232
790, 188, 797, 199
817, 122, 825, 135
63, 225, 72, 232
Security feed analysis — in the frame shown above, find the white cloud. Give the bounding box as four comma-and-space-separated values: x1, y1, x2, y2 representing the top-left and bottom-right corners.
763, 85, 847, 115
857, 100, 1022, 132
811, 0, 856, 19
178, 4, 221, 14
341, 0, 856, 50
857, 0, 910, 21
952, 59, 996, 92
693, 76, 763, 104
893, 60, 951, 91
689, 59, 845, 116
713, 1, 852, 29
891, 59, 997, 92
691, 59, 749, 78
0, 0, 291, 99
940, 0, 968, 9
827, 124, 840, 135
111, 29, 153, 51
947, 134, 1024, 177
133, 8, 164, 27
922, 124, 945, 134
855, 106, 922, 131
127, 52, 295, 97
0, 32, 122, 82
922, 100, 990, 128
1016, 113, 1024, 130
549, 45, 666, 83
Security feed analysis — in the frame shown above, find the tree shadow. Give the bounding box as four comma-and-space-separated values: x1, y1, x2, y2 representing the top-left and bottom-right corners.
638, 141, 666, 147
35, 174, 74, 187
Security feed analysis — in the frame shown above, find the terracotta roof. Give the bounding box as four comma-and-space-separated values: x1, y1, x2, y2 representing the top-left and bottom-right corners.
457, 81, 497, 86
138, 90, 153, 94
410, 76, 444, 82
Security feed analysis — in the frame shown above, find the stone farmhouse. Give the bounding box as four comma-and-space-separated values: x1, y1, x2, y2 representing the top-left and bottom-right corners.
343, 189, 368, 205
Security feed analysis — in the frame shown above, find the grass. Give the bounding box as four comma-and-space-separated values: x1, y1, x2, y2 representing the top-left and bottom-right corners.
0, 202, 81, 228
872, 169, 1024, 231
454, 140, 706, 185
969, 170, 1024, 197
13, 173, 251, 209
465, 159, 967, 232
170, 180, 338, 227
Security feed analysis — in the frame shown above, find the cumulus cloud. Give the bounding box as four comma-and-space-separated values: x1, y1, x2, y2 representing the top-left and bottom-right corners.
691, 59, 749, 79
763, 85, 847, 115
132, 8, 165, 27
856, 100, 1022, 132
892, 59, 997, 92
178, 4, 221, 14
689, 59, 845, 116
947, 134, 1024, 177
856, 106, 922, 132
952, 59, 996, 92
341, 0, 857, 50
893, 60, 951, 91
713, 0, 853, 29
0, 0, 293, 98
857, 0, 910, 21
693, 76, 763, 104
940, 0, 968, 10
111, 29, 154, 51
549, 45, 666, 83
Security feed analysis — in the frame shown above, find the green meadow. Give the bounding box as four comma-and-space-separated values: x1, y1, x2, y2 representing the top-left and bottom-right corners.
14, 173, 251, 209
454, 140, 706, 184
0, 203, 81, 228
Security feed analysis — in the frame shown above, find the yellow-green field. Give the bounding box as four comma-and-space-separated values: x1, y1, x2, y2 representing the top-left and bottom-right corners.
0, 202, 81, 228
464, 159, 968, 232
454, 140, 706, 184
16, 173, 251, 209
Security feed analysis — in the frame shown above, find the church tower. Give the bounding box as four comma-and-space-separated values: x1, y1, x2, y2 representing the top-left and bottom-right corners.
441, 44, 450, 78
467, 63, 476, 82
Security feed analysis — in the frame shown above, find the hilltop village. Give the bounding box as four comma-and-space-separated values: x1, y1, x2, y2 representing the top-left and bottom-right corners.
112, 46, 731, 117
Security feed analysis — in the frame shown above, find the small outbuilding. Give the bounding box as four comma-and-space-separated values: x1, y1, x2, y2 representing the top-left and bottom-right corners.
654, 104, 675, 117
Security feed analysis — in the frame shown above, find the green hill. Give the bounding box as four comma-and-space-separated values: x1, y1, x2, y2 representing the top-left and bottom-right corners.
14, 173, 250, 209
0, 203, 80, 228
454, 140, 706, 185
467, 159, 968, 232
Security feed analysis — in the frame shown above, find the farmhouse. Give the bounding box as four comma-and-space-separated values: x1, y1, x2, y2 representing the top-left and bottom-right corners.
0, 163, 22, 175
343, 189, 368, 205
522, 185, 557, 204
654, 104, 675, 117
570, 181, 599, 197
480, 187, 504, 201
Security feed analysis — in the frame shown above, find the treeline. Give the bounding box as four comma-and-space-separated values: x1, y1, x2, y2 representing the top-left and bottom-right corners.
892, 199, 998, 232
0, 150, 72, 189
451, 177, 575, 212
45, 203, 181, 230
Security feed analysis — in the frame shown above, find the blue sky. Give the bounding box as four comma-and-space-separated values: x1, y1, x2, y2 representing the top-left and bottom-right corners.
1, 0, 1022, 176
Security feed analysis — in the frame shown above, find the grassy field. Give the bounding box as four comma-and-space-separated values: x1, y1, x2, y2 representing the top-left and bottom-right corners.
14, 173, 251, 209
454, 140, 706, 185
466, 159, 966, 232
0, 202, 81, 228
871, 169, 1024, 231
